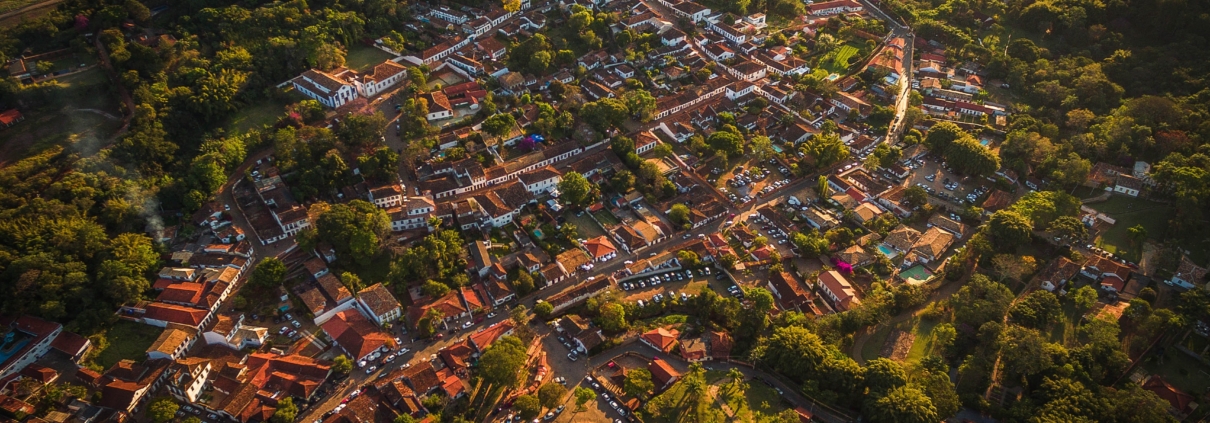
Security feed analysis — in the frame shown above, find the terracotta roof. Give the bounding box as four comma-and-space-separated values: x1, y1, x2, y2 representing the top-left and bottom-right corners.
320, 309, 391, 360
705, 331, 732, 359
147, 328, 192, 356
365, 60, 407, 82
641, 328, 679, 353
143, 302, 209, 326
648, 359, 680, 387
317, 273, 353, 303
819, 270, 860, 311
982, 189, 1012, 211
583, 236, 617, 260
156, 282, 206, 305
883, 225, 921, 252
911, 227, 954, 260
50, 330, 90, 357
358, 283, 401, 317
1143, 375, 1195, 414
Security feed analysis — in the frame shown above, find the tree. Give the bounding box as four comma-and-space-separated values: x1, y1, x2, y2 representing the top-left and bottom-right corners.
864, 358, 908, 396
408, 67, 427, 89
750, 136, 775, 162
919, 373, 959, 420
1010, 290, 1062, 329
513, 271, 536, 295
534, 301, 554, 318
905, 186, 928, 206
336, 112, 388, 148
1073, 285, 1098, 310
622, 89, 657, 122
148, 398, 178, 423
610, 170, 635, 192
669, 203, 691, 226
708, 131, 744, 159
624, 368, 655, 399
394, 414, 416, 423
249, 258, 287, 289
479, 336, 528, 387
817, 175, 830, 198
864, 385, 938, 423
574, 387, 595, 410
316, 200, 391, 267
422, 280, 451, 297
558, 171, 594, 207
1128, 224, 1148, 247
482, 113, 517, 138
538, 383, 566, 409
988, 210, 1033, 250
652, 143, 673, 158
599, 303, 627, 332
270, 398, 298, 423
991, 254, 1038, 282
1048, 216, 1087, 243
931, 323, 957, 354
332, 355, 353, 375
951, 275, 1014, 327
580, 98, 630, 132
514, 394, 541, 420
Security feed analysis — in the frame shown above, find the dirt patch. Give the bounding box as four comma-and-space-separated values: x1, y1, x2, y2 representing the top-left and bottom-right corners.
879, 330, 916, 362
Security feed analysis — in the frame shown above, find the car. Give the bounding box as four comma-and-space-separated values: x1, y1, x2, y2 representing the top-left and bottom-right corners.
279, 326, 289, 335
610, 401, 619, 409
554, 377, 566, 385
365, 366, 377, 374
209, 414, 219, 420
462, 321, 474, 329
385, 354, 396, 362
292, 320, 302, 328
544, 412, 556, 421
567, 353, 578, 361
284, 313, 293, 320
487, 312, 497, 318
401, 363, 411, 368
602, 392, 611, 401
224, 204, 231, 211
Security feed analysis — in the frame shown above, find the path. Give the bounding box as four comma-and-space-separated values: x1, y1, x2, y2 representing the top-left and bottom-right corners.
849, 276, 966, 364
0, 0, 64, 21
707, 385, 736, 419
74, 108, 120, 121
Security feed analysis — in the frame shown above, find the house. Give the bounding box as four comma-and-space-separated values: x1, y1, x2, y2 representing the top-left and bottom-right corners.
908, 227, 954, 264
201, 313, 268, 350
1167, 255, 1207, 289
291, 68, 359, 108
584, 236, 618, 262
0, 315, 64, 379
927, 214, 966, 237
96, 359, 171, 414
1142, 375, 1197, 416
556, 315, 603, 353
0, 109, 24, 128
881, 225, 921, 256
767, 271, 812, 311
1038, 257, 1080, 292
661, 28, 687, 46
852, 202, 884, 224
1114, 174, 1143, 197
648, 359, 681, 391
1083, 255, 1132, 293
353, 61, 409, 98
422, 91, 454, 121
146, 327, 195, 360
981, 190, 1012, 212
640, 328, 680, 353
368, 182, 405, 208
468, 321, 515, 353
321, 309, 392, 362
545, 277, 611, 313
1087, 162, 1130, 188
408, 291, 470, 329
817, 270, 861, 312
680, 338, 708, 362
802, 207, 839, 230
807, 0, 863, 16
518, 166, 561, 195
834, 245, 873, 268
357, 283, 403, 325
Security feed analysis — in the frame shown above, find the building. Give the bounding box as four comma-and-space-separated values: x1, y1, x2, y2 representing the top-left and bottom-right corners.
1038, 257, 1081, 292
0, 109, 24, 128
422, 91, 454, 121
1114, 174, 1143, 197
1167, 255, 1207, 290
767, 271, 812, 311
0, 315, 63, 379
807, 0, 863, 16
556, 315, 604, 353
321, 309, 392, 362
908, 227, 955, 264
640, 328, 679, 353
357, 283, 403, 326
291, 69, 359, 108
817, 270, 861, 312
201, 313, 268, 350
147, 327, 195, 360
648, 359, 681, 391
584, 236, 618, 262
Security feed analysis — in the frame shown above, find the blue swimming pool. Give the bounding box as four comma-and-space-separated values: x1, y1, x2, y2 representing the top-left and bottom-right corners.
980, 138, 992, 146
772, 145, 784, 153
876, 244, 898, 258
533, 229, 544, 238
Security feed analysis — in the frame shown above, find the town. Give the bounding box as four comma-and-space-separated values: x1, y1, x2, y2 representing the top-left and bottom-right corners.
1, 0, 1209, 421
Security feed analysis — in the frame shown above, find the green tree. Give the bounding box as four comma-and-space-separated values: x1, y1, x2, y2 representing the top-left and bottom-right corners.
622, 89, 657, 122
919, 373, 959, 420
558, 171, 594, 207
610, 169, 635, 192
479, 336, 528, 387
336, 112, 388, 148
270, 397, 298, 423
750, 136, 775, 162
514, 394, 541, 420
316, 200, 391, 267
864, 358, 908, 396
1128, 224, 1148, 247
1010, 290, 1062, 329
599, 303, 627, 332
864, 385, 938, 423
332, 355, 353, 375
988, 210, 1033, 250
249, 257, 287, 289
708, 131, 744, 159
624, 368, 655, 399
668, 203, 691, 226
537, 383, 566, 409
394, 414, 416, 423
534, 301, 554, 318
1048, 216, 1087, 243
574, 387, 595, 410
1072, 285, 1098, 310
817, 175, 830, 198
951, 274, 1014, 327
422, 280, 451, 297
801, 131, 850, 168
148, 398, 178, 423
904, 185, 928, 206
482, 113, 517, 138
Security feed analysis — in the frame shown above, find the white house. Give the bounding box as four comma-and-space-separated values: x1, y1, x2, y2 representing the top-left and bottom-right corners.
291, 69, 359, 108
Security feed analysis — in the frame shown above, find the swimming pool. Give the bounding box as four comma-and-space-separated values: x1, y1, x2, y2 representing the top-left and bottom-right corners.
980, 138, 992, 146
876, 244, 898, 258
772, 145, 784, 153
532, 229, 544, 239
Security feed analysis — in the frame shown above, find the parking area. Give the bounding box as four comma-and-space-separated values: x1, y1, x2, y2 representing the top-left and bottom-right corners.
906, 156, 991, 208
710, 158, 795, 206
548, 375, 632, 423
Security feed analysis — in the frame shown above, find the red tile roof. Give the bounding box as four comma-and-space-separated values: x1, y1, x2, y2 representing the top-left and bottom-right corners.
583, 236, 617, 260
321, 310, 391, 360
156, 282, 206, 305
1143, 375, 1195, 413
640, 328, 679, 353
143, 302, 209, 326
648, 359, 680, 388
468, 320, 515, 352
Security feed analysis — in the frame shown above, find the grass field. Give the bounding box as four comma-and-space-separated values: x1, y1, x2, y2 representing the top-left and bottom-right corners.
565, 212, 607, 239
822, 44, 861, 75
0, 69, 121, 163
224, 98, 292, 135
723, 378, 788, 420
345, 44, 395, 73
0, 0, 44, 14
1142, 347, 1210, 397
1086, 195, 1172, 261
592, 210, 620, 226
90, 320, 162, 369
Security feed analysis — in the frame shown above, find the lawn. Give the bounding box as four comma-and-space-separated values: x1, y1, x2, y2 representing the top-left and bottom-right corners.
822, 44, 861, 75
592, 210, 620, 226
564, 212, 607, 239
0, 69, 122, 163
224, 99, 288, 135
723, 379, 788, 421
90, 320, 162, 369
1142, 347, 1210, 397
1086, 195, 1172, 261
345, 44, 395, 73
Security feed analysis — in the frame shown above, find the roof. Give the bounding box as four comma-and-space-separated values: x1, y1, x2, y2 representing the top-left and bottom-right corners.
883, 225, 922, 252
357, 283, 401, 317
1143, 375, 1195, 413
640, 328, 680, 353
557, 248, 593, 270
768, 271, 811, 309
50, 330, 90, 357
364, 60, 408, 82
317, 273, 353, 303
928, 214, 966, 236
143, 302, 209, 326
819, 270, 860, 311
854, 203, 883, 222
147, 328, 192, 356
1174, 255, 1208, 284
320, 309, 391, 360
468, 321, 515, 352
156, 282, 206, 305
423, 91, 453, 113
981, 189, 1012, 211
648, 359, 681, 387
834, 245, 872, 267
911, 227, 954, 259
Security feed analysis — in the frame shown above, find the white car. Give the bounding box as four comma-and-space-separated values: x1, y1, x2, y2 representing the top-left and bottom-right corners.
365, 366, 377, 374
462, 321, 474, 329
